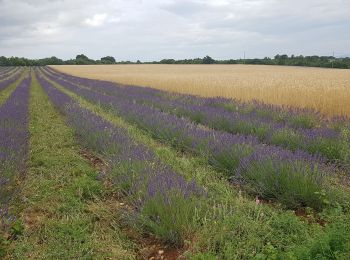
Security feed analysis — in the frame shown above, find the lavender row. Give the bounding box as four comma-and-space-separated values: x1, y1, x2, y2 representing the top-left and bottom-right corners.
45, 66, 346, 131
41, 68, 329, 165
0, 67, 10, 73
41, 69, 333, 209
0, 68, 20, 81
43, 67, 347, 163
37, 72, 204, 244
134, 92, 346, 163
0, 67, 14, 77
0, 67, 14, 74
0, 70, 22, 94
0, 74, 31, 228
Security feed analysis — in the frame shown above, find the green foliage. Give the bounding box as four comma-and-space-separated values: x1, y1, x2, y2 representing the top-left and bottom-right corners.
10, 220, 24, 239
307, 137, 343, 162
100, 56, 116, 64
340, 129, 350, 167
241, 159, 328, 210
189, 252, 217, 259
110, 160, 149, 194
192, 202, 350, 259
0, 233, 9, 258
76, 54, 89, 60
209, 144, 253, 175
0, 56, 63, 66
1, 54, 350, 68
203, 55, 215, 64
140, 192, 202, 246
291, 214, 350, 259
212, 117, 269, 141
288, 114, 319, 129
193, 200, 312, 259
160, 58, 176, 64
270, 129, 303, 151
75, 54, 95, 65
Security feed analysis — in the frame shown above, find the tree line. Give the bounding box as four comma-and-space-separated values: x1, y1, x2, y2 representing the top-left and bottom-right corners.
1, 54, 349, 69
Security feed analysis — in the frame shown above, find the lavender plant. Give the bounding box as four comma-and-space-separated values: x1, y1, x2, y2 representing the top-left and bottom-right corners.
0, 74, 31, 230
40, 69, 333, 210
235, 147, 328, 210
37, 72, 204, 245
0, 68, 20, 81
43, 67, 348, 164
0, 70, 22, 93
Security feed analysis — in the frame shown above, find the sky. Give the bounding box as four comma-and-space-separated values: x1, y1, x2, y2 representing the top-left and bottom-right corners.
0, 0, 349, 61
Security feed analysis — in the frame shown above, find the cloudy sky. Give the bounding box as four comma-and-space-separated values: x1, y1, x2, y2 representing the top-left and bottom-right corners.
0, 0, 349, 61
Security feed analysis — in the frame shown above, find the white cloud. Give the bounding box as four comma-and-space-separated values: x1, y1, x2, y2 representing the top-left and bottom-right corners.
84, 13, 108, 27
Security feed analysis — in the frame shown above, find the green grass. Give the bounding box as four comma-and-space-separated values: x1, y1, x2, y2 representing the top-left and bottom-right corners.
8, 74, 136, 259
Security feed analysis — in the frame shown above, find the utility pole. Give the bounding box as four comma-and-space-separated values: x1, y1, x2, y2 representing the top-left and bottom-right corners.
243, 51, 246, 64
332, 51, 334, 68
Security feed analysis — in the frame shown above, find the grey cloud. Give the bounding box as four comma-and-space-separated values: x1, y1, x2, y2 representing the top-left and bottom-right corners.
0, 0, 349, 60
160, 0, 206, 17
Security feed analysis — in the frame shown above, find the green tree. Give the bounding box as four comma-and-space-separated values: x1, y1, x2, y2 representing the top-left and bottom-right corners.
101, 56, 116, 64
203, 55, 215, 64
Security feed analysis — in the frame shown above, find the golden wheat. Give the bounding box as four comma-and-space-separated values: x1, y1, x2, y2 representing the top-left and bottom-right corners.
51, 64, 350, 117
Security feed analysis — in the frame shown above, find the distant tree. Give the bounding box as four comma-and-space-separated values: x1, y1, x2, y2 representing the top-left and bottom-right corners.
203, 55, 215, 64
75, 54, 95, 65
7, 57, 27, 66
0, 56, 9, 66
64, 59, 77, 65
0, 53, 349, 68
37, 56, 63, 66
160, 59, 176, 64
101, 56, 116, 64
76, 54, 89, 60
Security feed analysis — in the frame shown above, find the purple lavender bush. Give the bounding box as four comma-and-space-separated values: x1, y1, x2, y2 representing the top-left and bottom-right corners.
37, 72, 204, 245
43, 67, 348, 164
39, 69, 335, 211
0, 68, 20, 81
235, 147, 329, 210
0, 74, 31, 231
0, 70, 22, 93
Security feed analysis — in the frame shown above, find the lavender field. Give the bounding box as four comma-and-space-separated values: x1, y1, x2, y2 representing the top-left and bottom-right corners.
0, 67, 350, 259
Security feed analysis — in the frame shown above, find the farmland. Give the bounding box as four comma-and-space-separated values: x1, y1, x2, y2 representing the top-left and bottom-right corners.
0, 66, 350, 259
52, 64, 350, 117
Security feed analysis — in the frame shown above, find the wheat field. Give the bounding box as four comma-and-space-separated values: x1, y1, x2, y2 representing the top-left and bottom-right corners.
51, 64, 350, 117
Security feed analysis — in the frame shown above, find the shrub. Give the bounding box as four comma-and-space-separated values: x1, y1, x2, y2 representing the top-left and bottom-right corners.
193, 200, 311, 259
238, 159, 328, 210
209, 144, 253, 175
307, 138, 343, 162
340, 129, 350, 167
140, 191, 202, 246
288, 114, 319, 129
270, 129, 304, 151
